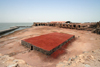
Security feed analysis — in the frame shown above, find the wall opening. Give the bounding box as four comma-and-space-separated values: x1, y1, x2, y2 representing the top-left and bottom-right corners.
78, 25, 80, 28
70, 25, 72, 27
36, 24, 37, 26
60, 24, 62, 26
73, 25, 76, 27
31, 46, 33, 50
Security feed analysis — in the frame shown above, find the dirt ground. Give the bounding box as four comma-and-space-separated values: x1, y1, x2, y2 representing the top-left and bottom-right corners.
0, 26, 100, 67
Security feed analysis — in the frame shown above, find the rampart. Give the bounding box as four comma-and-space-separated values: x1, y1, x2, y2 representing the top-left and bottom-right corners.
33, 21, 100, 34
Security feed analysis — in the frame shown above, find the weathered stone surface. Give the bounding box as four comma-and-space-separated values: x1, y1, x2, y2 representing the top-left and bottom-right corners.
33, 21, 100, 34
0, 53, 32, 67
56, 48, 100, 67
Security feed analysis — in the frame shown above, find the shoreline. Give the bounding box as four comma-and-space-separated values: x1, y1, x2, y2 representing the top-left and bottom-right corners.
0, 26, 19, 35
0, 29, 24, 38
0, 26, 32, 38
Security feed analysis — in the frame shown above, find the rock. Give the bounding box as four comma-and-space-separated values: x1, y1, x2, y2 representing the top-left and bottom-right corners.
56, 48, 100, 67
79, 54, 84, 58
71, 58, 75, 61
9, 37, 17, 39
86, 55, 94, 60
75, 56, 78, 58
98, 60, 100, 62
84, 64, 91, 67
83, 51, 88, 53
13, 60, 18, 63
16, 59, 26, 64
92, 51, 94, 53
0, 54, 32, 67
68, 58, 71, 61
7, 63, 19, 67
8, 52, 17, 57
63, 61, 67, 63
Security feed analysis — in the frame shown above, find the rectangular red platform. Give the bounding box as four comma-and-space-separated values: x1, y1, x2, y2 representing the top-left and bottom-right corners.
21, 32, 75, 55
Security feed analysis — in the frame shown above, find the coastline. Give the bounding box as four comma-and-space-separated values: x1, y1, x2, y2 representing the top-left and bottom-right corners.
0, 29, 24, 38
0, 26, 32, 38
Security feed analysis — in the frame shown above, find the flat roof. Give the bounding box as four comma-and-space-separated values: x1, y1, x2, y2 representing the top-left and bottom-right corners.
23, 32, 74, 51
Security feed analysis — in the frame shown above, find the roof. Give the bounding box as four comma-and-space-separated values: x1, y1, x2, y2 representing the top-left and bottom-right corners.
23, 32, 74, 51
50, 21, 67, 23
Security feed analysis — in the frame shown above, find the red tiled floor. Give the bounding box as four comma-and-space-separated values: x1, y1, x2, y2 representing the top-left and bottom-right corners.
23, 32, 74, 51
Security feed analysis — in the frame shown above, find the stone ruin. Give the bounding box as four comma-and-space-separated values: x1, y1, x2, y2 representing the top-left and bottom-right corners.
33, 21, 100, 34
92, 21, 100, 34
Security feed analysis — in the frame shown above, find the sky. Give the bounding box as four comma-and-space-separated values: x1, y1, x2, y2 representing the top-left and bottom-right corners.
0, 0, 100, 23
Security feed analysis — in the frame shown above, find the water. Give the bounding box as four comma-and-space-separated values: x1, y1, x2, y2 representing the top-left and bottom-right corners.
0, 23, 33, 31
0, 23, 33, 36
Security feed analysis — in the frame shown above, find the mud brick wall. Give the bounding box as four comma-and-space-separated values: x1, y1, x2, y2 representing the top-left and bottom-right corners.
69, 24, 73, 29
97, 22, 100, 28
61, 24, 67, 28
49, 23, 56, 26
97, 29, 100, 34
33, 22, 98, 31
92, 28, 100, 34
33, 22, 49, 26
58, 24, 62, 27
33, 22, 40, 26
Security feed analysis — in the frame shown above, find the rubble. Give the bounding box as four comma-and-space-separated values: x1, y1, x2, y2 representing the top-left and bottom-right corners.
0, 53, 32, 67
33, 21, 100, 34
56, 49, 100, 67
92, 21, 100, 34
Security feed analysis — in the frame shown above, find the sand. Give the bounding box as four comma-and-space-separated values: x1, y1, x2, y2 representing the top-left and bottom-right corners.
0, 26, 100, 67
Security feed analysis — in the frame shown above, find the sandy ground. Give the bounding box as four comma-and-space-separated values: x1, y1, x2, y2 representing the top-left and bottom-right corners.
0, 26, 100, 67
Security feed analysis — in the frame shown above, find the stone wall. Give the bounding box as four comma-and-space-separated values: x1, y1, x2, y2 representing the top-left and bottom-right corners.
33, 22, 91, 30
33, 22, 100, 33
21, 36, 75, 55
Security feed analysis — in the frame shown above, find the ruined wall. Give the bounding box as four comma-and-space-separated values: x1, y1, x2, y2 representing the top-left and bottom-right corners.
96, 21, 100, 28
33, 22, 90, 30
33, 22, 99, 34
92, 21, 100, 34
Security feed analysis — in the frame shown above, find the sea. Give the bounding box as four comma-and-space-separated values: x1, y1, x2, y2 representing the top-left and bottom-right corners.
0, 23, 33, 36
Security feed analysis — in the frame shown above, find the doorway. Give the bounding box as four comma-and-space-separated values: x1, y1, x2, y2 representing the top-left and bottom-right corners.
31, 46, 33, 50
